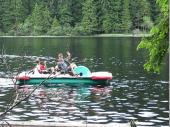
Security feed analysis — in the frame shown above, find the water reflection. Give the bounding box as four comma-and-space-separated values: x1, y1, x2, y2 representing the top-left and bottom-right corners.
0, 75, 168, 126
9, 85, 113, 123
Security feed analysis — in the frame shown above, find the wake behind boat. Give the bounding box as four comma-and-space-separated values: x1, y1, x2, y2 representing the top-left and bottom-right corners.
15, 66, 113, 86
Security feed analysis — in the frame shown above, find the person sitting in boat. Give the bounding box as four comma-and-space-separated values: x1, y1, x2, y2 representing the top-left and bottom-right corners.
65, 51, 71, 62
35, 58, 47, 74
56, 53, 70, 74
50, 51, 76, 75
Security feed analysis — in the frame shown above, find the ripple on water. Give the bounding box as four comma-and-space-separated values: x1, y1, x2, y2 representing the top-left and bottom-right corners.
97, 111, 117, 115
92, 108, 105, 112
24, 112, 40, 117
137, 122, 155, 126
58, 106, 78, 110
125, 116, 137, 120
0, 71, 168, 125
0, 78, 14, 86
127, 110, 135, 113
12, 108, 26, 112
149, 119, 165, 123
47, 116, 66, 122
111, 119, 121, 122
138, 111, 158, 118
31, 110, 48, 114
163, 111, 169, 114
0, 94, 6, 97
160, 100, 168, 103
157, 117, 169, 121
86, 115, 108, 123
6, 115, 22, 121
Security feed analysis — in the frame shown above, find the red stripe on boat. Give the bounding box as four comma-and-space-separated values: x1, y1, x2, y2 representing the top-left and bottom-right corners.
92, 76, 112, 80
16, 76, 30, 80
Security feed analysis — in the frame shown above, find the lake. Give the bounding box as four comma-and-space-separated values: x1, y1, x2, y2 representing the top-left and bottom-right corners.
0, 37, 169, 126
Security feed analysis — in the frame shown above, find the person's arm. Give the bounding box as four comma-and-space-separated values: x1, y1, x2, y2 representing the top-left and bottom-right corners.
66, 51, 71, 62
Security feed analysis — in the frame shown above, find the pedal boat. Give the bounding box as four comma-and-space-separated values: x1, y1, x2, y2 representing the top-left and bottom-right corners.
15, 66, 113, 86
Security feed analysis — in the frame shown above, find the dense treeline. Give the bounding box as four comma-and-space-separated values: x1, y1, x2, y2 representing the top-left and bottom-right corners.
0, 0, 160, 36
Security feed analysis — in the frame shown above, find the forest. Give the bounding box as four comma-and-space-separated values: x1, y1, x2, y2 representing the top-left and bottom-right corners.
0, 0, 160, 36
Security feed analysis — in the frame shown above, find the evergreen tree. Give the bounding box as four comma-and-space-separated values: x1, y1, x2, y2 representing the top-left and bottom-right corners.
48, 0, 60, 18
69, 0, 84, 27
120, 0, 131, 33
57, 0, 73, 27
130, 0, 151, 31
14, 0, 28, 23
148, 0, 160, 22
0, 0, 4, 31
0, 0, 31, 33
102, 0, 114, 33
142, 16, 153, 32
102, 0, 122, 33
24, 0, 35, 14
51, 17, 60, 28
94, 0, 104, 33
1, 0, 14, 32
11, 0, 30, 34
111, 0, 122, 33
31, 3, 51, 34
81, 0, 98, 34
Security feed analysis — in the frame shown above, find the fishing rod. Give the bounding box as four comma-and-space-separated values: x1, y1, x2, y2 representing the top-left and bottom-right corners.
0, 73, 53, 120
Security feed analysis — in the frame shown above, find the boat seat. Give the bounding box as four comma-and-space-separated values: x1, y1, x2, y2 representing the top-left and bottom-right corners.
73, 66, 91, 77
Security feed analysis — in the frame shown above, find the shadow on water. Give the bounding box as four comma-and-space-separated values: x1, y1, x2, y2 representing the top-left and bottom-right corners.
0, 37, 169, 126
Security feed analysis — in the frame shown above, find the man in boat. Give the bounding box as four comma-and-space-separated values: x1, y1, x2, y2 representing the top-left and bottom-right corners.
56, 52, 70, 74
56, 51, 78, 74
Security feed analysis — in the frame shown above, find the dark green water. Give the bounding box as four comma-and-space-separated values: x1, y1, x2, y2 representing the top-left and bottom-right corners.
0, 37, 169, 126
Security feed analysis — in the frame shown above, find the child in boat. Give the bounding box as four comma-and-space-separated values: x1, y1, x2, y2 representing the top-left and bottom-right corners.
35, 58, 47, 73
39, 61, 47, 72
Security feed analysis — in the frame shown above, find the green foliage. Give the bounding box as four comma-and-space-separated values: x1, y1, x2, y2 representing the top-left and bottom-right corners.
18, 16, 33, 35
102, 0, 114, 33
14, 0, 28, 23
142, 16, 153, 32
111, 0, 122, 33
130, 0, 151, 31
1, 0, 15, 32
120, 0, 131, 33
81, 0, 98, 34
71, 25, 86, 35
47, 26, 73, 36
22, 3, 51, 35
148, 0, 160, 22
51, 17, 60, 28
32, 4, 51, 34
0, 0, 162, 35
57, 0, 73, 27
102, 13, 114, 33
69, 0, 84, 27
137, 0, 168, 73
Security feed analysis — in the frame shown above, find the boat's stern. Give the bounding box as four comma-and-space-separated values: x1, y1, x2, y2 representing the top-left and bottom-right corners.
91, 72, 113, 81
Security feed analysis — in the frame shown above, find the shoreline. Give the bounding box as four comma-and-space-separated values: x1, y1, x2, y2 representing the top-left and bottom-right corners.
0, 34, 151, 38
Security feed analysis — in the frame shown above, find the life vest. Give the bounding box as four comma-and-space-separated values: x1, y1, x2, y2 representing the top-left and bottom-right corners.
40, 64, 46, 70
36, 64, 46, 73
